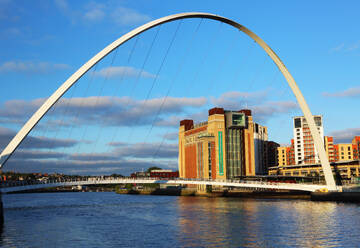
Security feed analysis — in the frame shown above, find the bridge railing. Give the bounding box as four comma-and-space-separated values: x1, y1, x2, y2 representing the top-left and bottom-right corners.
0, 177, 324, 189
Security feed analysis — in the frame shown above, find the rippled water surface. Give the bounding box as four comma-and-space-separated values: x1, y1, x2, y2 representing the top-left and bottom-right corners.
1, 192, 360, 247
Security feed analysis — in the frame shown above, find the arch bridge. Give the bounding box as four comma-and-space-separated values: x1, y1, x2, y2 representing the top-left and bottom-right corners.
0, 178, 330, 194
0, 12, 338, 192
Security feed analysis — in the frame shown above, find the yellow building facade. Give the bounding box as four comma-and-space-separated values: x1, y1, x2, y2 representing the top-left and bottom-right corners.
337, 143, 353, 161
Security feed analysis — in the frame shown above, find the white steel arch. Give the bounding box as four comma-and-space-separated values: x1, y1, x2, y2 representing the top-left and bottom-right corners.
0, 12, 337, 190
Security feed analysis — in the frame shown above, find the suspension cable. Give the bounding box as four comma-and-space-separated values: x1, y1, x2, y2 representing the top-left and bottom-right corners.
59, 63, 99, 157
150, 19, 204, 164
105, 26, 161, 154
90, 37, 140, 155
125, 23, 182, 144
207, 31, 240, 96
45, 75, 80, 153
185, 21, 223, 92
142, 20, 183, 143
74, 48, 119, 156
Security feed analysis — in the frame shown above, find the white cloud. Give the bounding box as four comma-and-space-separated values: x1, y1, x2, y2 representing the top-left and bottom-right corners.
84, 8, 105, 21
251, 101, 299, 122
163, 132, 178, 141
55, 0, 151, 26
211, 90, 268, 110
0, 61, 70, 73
94, 66, 156, 78
111, 7, 151, 26
211, 91, 298, 123
83, 2, 105, 21
0, 126, 79, 151
0, 95, 207, 127
54, 0, 69, 11
109, 142, 178, 159
322, 86, 360, 98
330, 43, 345, 52
330, 41, 360, 53
329, 128, 360, 143
347, 41, 360, 51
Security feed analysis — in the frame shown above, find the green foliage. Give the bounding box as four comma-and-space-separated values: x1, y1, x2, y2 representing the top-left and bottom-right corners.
142, 183, 160, 189
125, 183, 133, 190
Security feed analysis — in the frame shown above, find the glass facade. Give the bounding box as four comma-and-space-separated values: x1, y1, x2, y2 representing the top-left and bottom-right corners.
225, 128, 243, 178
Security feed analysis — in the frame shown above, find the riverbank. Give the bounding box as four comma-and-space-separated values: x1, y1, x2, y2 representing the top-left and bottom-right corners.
116, 188, 311, 199
116, 187, 360, 202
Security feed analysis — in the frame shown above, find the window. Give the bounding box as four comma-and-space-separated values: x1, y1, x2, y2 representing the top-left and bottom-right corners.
294, 118, 301, 128
314, 116, 322, 126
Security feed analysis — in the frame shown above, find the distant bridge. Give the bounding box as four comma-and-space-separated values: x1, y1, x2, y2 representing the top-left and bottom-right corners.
0, 178, 335, 193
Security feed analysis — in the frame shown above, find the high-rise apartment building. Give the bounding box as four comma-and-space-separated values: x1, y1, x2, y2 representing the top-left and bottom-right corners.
324, 136, 335, 162
293, 115, 324, 165
277, 147, 287, 167
178, 108, 272, 180
353, 136, 360, 160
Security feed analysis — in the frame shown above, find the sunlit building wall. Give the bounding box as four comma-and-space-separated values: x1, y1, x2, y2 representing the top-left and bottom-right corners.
293, 115, 324, 165
178, 108, 270, 180
352, 136, 360, 160
324, 136, 335, 162
336, 143, 354, 161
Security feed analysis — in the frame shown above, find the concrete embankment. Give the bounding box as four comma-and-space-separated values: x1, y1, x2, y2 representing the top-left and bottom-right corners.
311, 192, 360, 202
116, 188, 311, 199
116, 188, 197, 196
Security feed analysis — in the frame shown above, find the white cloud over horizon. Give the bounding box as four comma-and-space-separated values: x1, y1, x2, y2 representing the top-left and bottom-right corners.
0, 61, 70, 74
94, 66, 156, 79
329, 127, 360, 143
211, 91, 299, 123
322, 86, 360, 98
0, 95, 208, 128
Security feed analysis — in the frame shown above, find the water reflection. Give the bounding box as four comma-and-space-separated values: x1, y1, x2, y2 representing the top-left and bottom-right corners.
177, 197, 360, 248
2, 193, 360, 247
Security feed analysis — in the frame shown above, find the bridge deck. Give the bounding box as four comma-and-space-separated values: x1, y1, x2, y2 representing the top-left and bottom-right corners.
0, 178, 336, 193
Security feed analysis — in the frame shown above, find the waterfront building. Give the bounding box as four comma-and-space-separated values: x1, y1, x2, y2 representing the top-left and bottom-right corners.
276, 139, 295, 166
268, 160, 360, 182
324, 136, 336, 162
266, 141, 280, 168
336, 143, 354, 161
178, 108, 272, 180
277, 147, 287, 167
149, 170, 179, 178
353, 136, 360, 160
293, 115, 324, 165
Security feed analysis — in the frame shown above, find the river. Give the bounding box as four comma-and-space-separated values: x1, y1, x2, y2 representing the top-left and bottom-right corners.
1, 192, 360, 247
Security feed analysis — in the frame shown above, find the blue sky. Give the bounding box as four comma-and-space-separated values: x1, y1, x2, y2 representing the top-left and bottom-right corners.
0, 0, 359, 175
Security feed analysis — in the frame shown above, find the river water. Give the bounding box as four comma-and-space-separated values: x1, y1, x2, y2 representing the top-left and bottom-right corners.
1, 192, 360, 247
